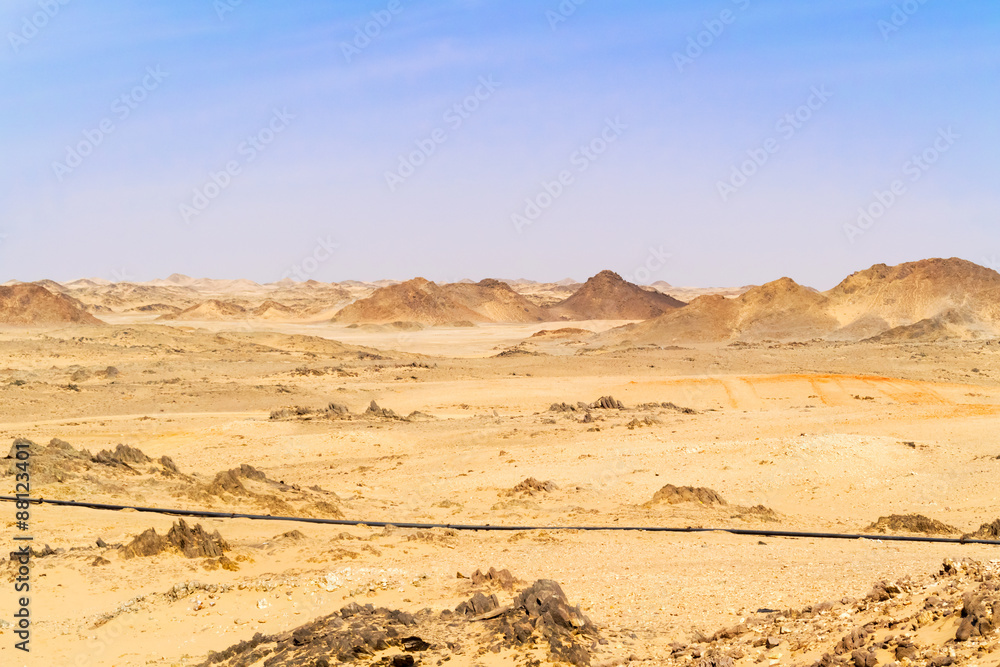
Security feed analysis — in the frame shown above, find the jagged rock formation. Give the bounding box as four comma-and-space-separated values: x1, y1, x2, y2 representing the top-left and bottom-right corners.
198, 578, 600, 667
119, 519, 230, 559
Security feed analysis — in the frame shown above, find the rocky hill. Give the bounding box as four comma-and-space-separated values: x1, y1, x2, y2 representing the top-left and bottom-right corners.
0, 283, 105, 326
547, 270, 686, 320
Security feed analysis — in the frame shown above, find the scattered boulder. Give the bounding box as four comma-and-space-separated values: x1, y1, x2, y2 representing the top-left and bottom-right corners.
487, 579, 600, 666
866, 580, 908, 602
365, 400, 400, 419
646, 484, 727, 507
159, 455, 180, 474
208, 463, 269, 497
198, 603, 423, 666
865, 514, 960, 535
326, 402, 350, 416
956, 590, 998, 641
275, 530, 306, 541
637, 401, 698, 414
455, 591, 500, 617
119, 519, 230, 559
70, 369, 91, 382
4, 437, 92, 484
627, 416, 659, 429
470, 567, 518, 591
92, 443, 152, 468
509, 478, 558, 495
590, 395, 624, 410
963, 519, 1000, 540
208, 469, 251, 497
551, 396, 626, 411
197, 578, 597, 666
834, 627, 871, 654
733, 504, 779, 522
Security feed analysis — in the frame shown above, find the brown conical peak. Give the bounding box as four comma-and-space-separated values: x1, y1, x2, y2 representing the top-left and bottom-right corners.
0, 283, 105, 325
588, 270, 625, 283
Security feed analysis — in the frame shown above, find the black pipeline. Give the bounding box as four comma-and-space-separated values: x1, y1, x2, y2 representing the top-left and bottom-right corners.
1, 496, 998, 546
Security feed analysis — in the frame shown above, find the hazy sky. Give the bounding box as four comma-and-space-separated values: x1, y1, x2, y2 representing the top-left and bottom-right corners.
1, 0, 998, 288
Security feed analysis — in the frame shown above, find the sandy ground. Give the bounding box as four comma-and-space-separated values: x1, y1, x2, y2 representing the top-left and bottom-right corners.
1, 322, 999, 665
95, 314, 636, 358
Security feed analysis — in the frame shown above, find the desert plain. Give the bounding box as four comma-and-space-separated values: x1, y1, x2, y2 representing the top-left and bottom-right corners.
1, 258, 999, 666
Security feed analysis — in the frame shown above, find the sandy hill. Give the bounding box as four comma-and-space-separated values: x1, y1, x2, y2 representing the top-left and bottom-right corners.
333, 278, 486, 325
156, 273, 196, 287
333, 278, 545, 325
863, 308, 997, 343
157, 299, 249, 321
0, 283, 105, 326
826, 257, 1000, 333
252, 300, 299, 320
605, 258, 1000, 345
269, 282, 353, 306
65, 282, 201, 312
188, 277, 263, 292
608, 277, 838, 344
650, 281, 755, 302
30, 278, 70, 294
547, 270, 685, 321
504, 279, 583, 308
63, 278, 110, 288
127, 303, 183, 314
441, 279, 550, 322
734, 277, 838, 340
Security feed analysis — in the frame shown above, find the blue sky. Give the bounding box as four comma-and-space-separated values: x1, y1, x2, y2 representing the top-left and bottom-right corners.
1, 0, 998, 288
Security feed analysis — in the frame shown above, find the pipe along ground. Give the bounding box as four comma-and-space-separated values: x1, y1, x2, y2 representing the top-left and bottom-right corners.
2, 496, 999, 546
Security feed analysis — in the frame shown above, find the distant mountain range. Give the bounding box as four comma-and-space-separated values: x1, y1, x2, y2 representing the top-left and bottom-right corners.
5, 258, 999, 343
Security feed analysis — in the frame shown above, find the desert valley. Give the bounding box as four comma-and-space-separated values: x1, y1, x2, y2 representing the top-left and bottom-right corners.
1, 256, 1000, 666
